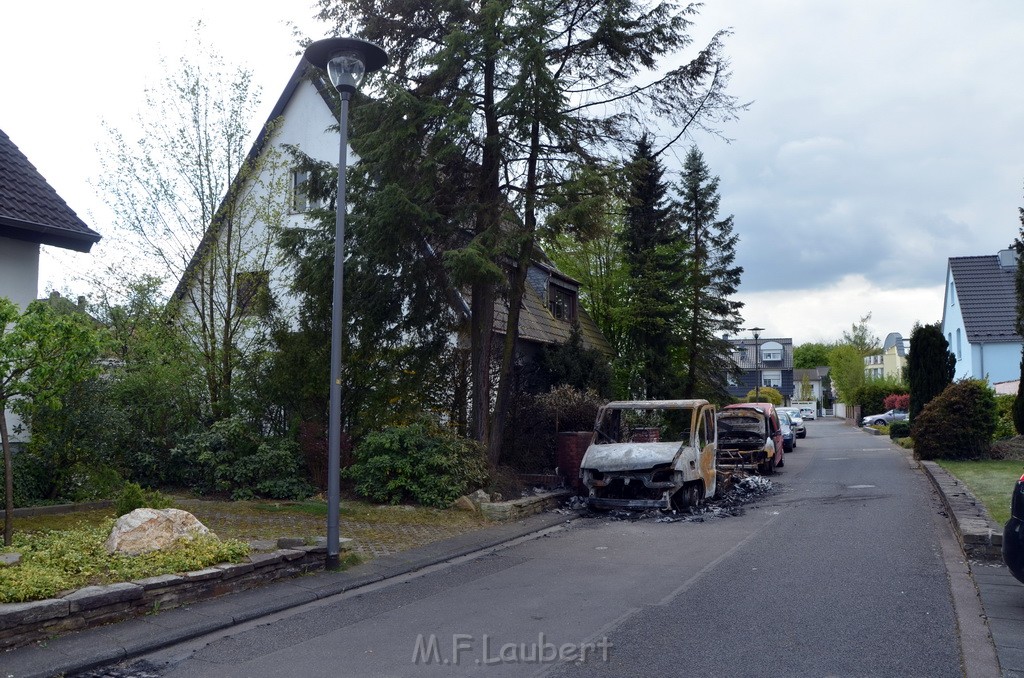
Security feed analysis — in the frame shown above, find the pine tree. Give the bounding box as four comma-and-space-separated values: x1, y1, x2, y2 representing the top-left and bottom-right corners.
619, 137, 685, 399
676, 147, 744, 400
908, 322, 955, 421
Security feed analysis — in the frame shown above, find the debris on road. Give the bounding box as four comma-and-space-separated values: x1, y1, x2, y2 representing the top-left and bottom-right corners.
554, 473, 773, 523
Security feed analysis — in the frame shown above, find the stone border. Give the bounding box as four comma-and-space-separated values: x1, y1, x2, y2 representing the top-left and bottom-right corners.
479, 490, 571, 521
0, 544, 335, 651
920, 460, 1003, 561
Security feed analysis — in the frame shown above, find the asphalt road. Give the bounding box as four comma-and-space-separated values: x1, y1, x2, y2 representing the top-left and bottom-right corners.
114, 419, 965, 677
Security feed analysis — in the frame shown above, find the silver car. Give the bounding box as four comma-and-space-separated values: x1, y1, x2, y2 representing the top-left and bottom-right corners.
778, 407, 806, 438
861, 409, 909, 426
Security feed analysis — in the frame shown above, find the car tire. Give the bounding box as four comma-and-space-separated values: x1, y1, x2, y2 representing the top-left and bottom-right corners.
874, 419, 886, 426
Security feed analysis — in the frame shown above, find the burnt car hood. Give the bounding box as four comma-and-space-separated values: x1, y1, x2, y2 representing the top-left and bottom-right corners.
580, 441, 684, 472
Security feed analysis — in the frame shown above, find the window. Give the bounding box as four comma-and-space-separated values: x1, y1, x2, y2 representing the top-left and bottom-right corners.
549, 284, 577, 322
956, 328, 961, 359
950, 281, 955, 306
761, 370, 782, 388
236, 271, 270, 316
291, 169, 321, 213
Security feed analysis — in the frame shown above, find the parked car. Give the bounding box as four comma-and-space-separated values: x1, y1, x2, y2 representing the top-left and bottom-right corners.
1003, 473, 1024, 584
778, 407, 806, 438
778, 411, 796, 453
717, 402, 784, 475
579, 400, 719, 511
861, 409, 909, 426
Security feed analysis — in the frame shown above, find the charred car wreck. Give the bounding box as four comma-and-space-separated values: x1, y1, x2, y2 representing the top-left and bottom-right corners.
579, 400, 718, 511
716, 404, 783, 475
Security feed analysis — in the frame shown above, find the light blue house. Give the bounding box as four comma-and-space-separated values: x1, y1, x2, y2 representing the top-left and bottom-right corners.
941, 249, 1022, 383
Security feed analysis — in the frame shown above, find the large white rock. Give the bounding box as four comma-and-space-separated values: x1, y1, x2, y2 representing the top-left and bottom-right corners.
105, 508, 216, 555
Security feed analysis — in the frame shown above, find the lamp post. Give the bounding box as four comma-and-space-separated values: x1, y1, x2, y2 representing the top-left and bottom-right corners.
748, 327, 764, 402
304, 37, 388, 570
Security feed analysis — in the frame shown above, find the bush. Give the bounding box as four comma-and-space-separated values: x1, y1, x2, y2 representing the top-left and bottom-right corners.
912, 379, 998, 460
0, 450, 56, 507
347, 416, 489, 507
853, 379, 908, 417
994, 394, 1017, 440
745, 387, 783, 405
889, 420, 911, 440
171, 417, 312, 500
502, 386, 604, 473
115, 482, 173, 516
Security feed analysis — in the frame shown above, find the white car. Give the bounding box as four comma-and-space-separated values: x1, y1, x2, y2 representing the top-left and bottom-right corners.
778, 407, 806, 438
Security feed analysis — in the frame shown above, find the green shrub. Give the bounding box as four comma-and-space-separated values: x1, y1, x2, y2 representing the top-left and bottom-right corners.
745, 387, 783, 405
502, 386, 604, 473
115, 482, 173, 516
0, 450, 56, 507
912, 379, 998, 460
170, 417, 312, 500
889, 420, 911, 440
994, 394, 1017, 440
853, 378, 908, 418
347, 416, 489, 507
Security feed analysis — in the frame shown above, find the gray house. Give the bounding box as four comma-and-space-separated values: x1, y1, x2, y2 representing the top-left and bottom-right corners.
726, 336, 795, 401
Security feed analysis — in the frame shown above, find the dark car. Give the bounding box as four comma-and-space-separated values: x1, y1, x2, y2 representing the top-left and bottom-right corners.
778, 411, 796, 453
1004, 473, 1024, 583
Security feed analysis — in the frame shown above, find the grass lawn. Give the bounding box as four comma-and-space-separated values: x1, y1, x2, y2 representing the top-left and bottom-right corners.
936, 459, 1024, 525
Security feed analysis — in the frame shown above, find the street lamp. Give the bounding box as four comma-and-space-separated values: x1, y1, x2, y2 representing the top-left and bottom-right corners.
747, 327, 764, 402
304, 37, 388, 570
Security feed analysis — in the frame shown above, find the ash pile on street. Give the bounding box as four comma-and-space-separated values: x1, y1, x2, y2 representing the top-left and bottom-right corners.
558, 474, 774, 523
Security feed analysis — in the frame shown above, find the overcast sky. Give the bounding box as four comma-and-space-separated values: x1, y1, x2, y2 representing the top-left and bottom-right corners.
3, 1, 1023, 345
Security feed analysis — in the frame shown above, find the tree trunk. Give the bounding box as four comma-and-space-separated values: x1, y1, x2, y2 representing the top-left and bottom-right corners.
471, 41, 501, 448
2, 407, 14, 546
488, 113, 541, 466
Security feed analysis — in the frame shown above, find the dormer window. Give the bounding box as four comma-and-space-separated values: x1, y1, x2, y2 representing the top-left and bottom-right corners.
760, 341, 783, 362
549, 283, 577, 322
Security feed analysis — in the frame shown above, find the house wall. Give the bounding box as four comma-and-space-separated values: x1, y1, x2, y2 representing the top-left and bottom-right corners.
0, 237, 39, 444
941, 264, 971, 379
178, 78, 339, 330
969, 342, 1021, 384
0, 236, 40, 311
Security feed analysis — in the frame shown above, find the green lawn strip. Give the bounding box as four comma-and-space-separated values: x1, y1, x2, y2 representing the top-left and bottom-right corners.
936, 459, 1024, 526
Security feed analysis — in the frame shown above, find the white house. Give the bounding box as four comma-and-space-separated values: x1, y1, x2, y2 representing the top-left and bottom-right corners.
941, 249, 1022, 383
0, 127, 102, 443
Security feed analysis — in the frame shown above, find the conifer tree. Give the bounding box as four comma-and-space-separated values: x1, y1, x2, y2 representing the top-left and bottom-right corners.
1013, 187, 1024, 433
908, 322, 955, 421
619, 137, 685, 399
676, 147, 744, 400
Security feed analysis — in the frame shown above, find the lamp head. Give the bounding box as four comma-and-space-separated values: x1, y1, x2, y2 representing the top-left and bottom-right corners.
304, 37, 388, 94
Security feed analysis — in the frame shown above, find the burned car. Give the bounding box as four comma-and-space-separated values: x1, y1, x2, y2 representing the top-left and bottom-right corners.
717, 403, 783, 475
579, 400, 718, 511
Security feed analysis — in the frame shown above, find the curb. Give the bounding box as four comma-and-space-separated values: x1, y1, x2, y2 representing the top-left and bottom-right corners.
919, 460, 1003, 561
1, 510, 578, 678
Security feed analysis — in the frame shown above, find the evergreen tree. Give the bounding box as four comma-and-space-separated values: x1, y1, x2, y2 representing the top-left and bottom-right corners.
676, 147, 744, 400
1013, 187, 1024, 433
314, 0, 743, 463
619, 137, 685, 399
908, 322, 956, 421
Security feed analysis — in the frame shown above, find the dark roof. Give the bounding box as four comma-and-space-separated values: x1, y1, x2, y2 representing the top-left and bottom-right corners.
949, 255, 1021, 343
0, 128, 101, 252
493, 283, 614, 357
728, 337, 793, 370
793, 366, 830, 381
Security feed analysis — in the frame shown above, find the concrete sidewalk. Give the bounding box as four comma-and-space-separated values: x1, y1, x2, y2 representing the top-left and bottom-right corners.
1, 512, 575, 678
919, 452, 1024, 676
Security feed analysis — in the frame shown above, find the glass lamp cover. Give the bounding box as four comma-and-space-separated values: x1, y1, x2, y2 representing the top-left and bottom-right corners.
327, 52, 366, 91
